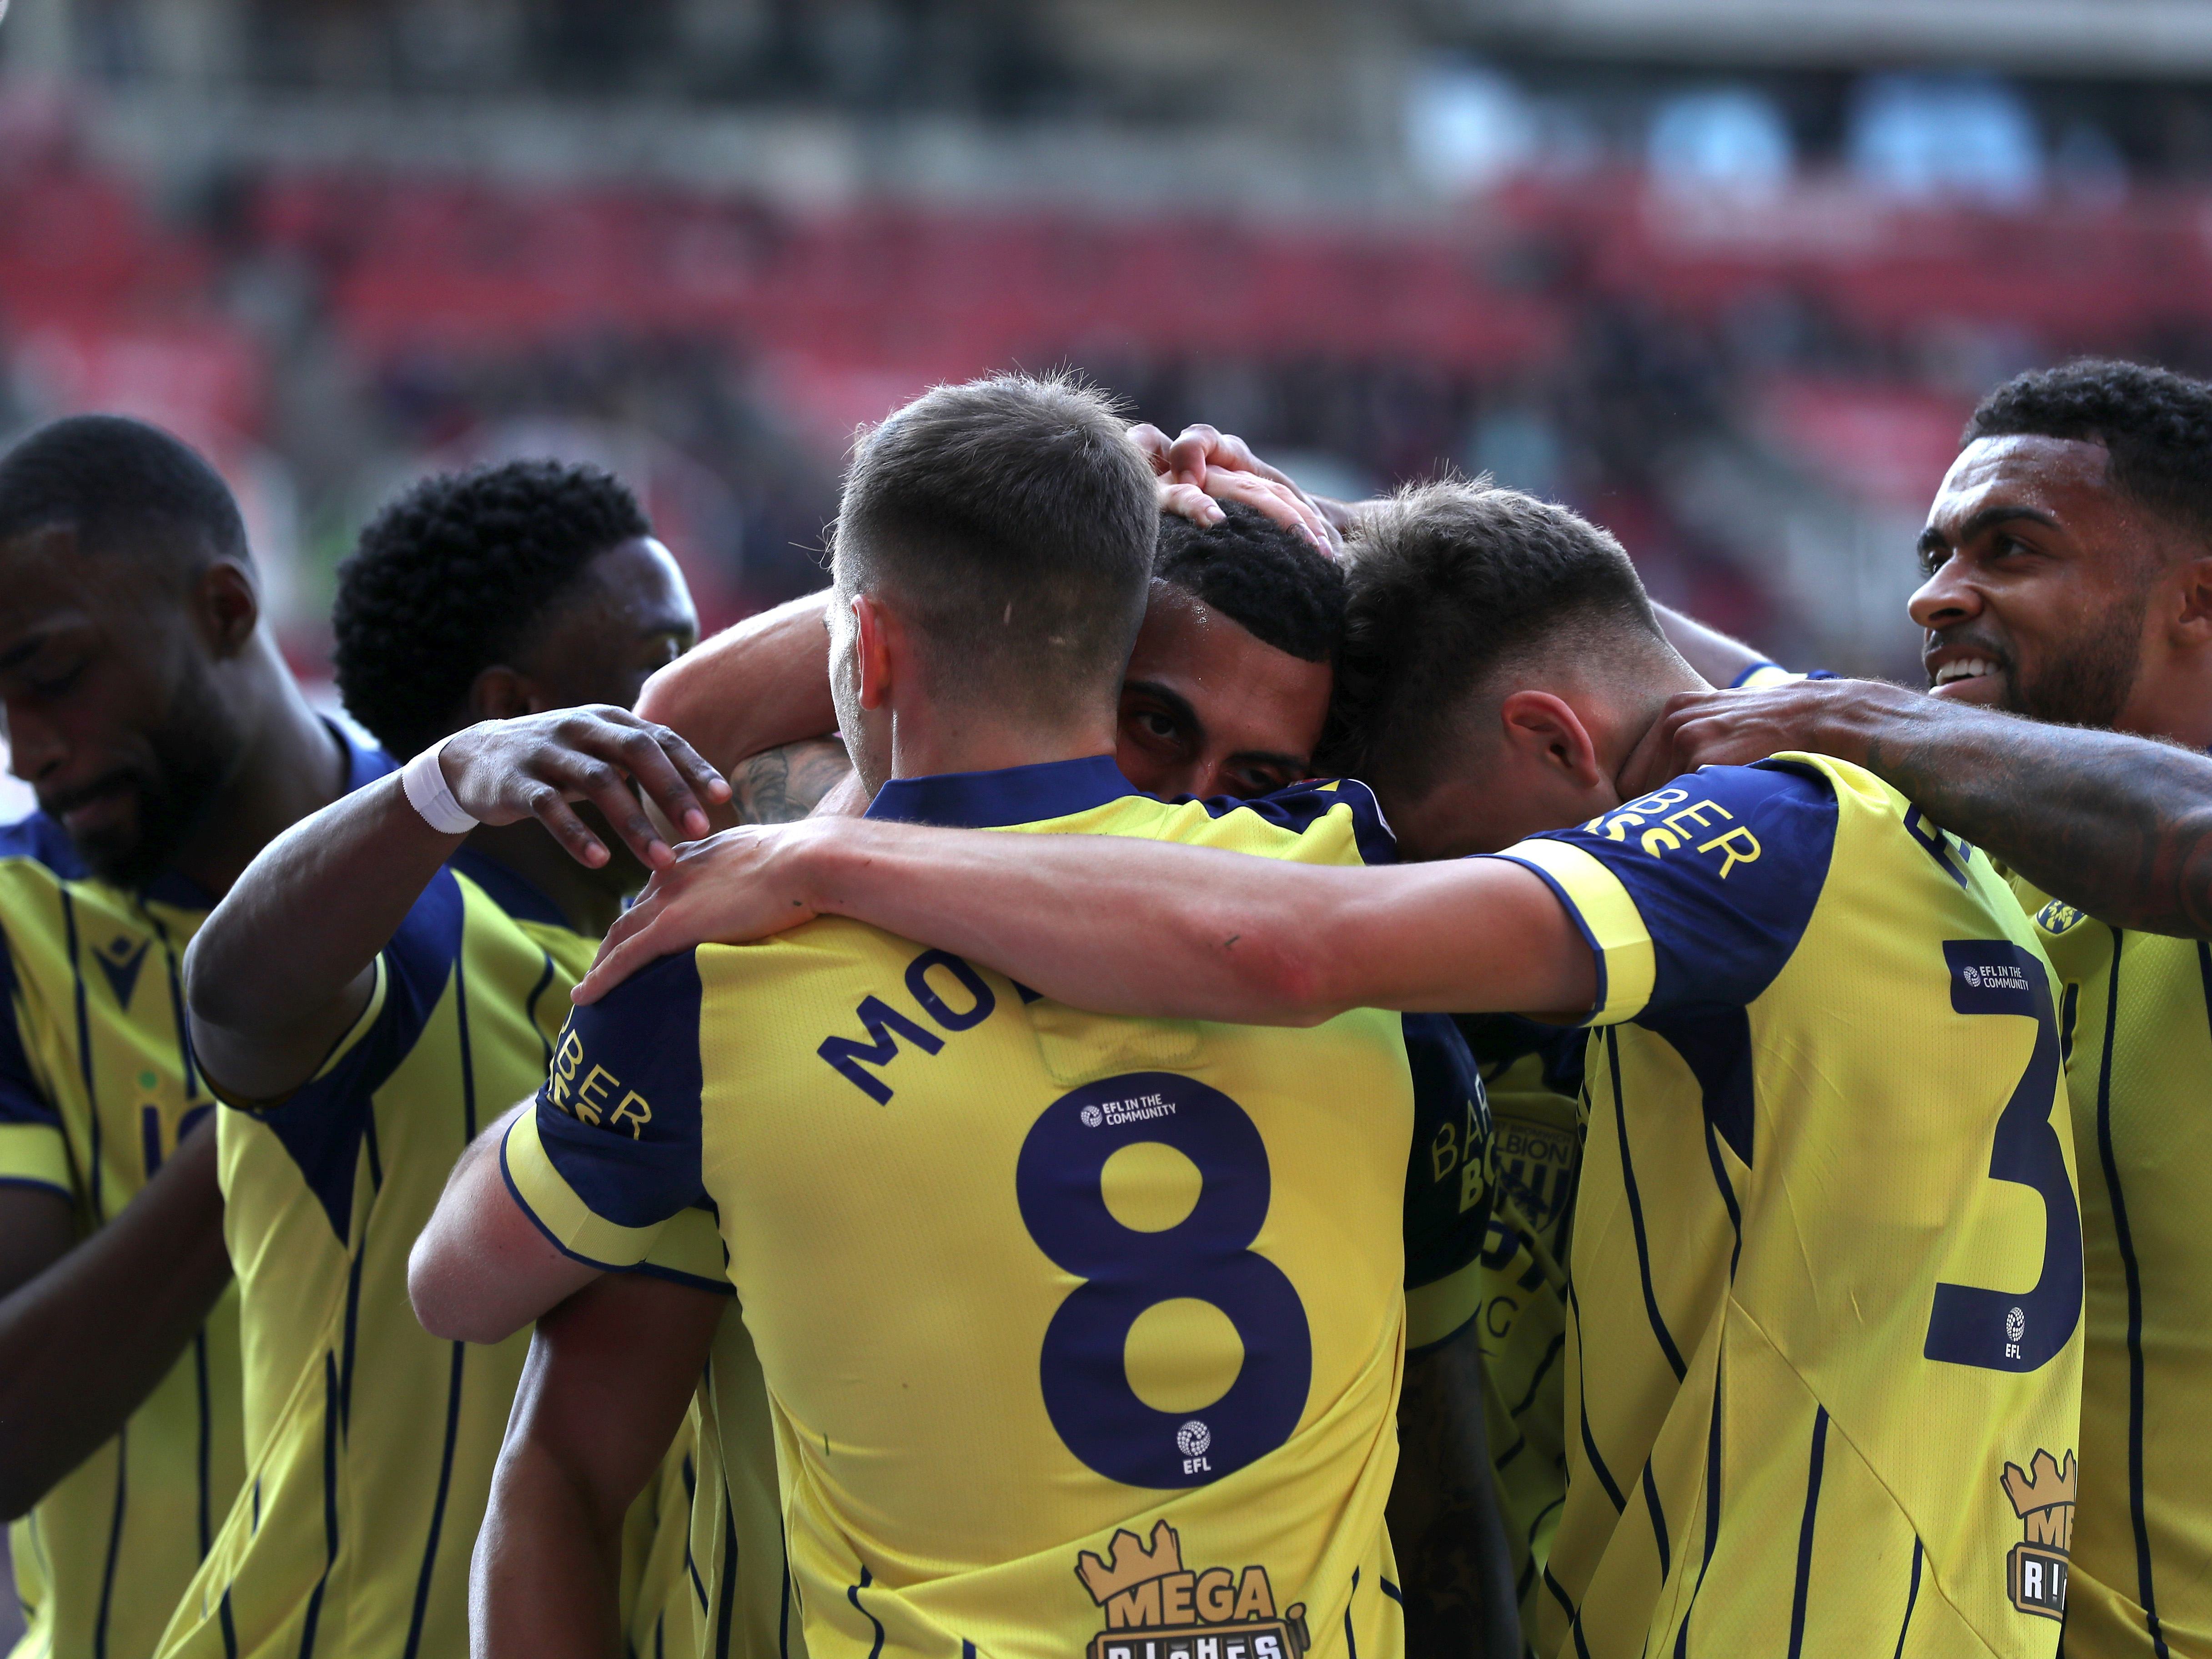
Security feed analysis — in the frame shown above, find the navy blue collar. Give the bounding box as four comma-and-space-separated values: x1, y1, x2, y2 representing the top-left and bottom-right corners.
865, 754, 1136, 830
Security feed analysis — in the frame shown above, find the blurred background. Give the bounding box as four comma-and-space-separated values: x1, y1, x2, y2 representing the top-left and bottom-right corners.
6, 0, 2207, 1640
8, 0, 2212, 754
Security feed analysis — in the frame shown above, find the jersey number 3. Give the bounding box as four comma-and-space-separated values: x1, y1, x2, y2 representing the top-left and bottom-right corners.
1924, 942, 2082, 1372
1017, 1071, 1313, 1488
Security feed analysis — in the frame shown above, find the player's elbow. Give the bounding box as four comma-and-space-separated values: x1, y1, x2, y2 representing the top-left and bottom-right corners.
1232, 933, 1348, 1027
407, 1228, 518, 1346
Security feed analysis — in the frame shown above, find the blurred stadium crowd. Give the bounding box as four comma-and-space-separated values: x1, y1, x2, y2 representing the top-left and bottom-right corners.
10, 0, 2212, 680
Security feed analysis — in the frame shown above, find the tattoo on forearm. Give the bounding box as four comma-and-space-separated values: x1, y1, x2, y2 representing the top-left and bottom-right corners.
733, 739, 852, 827
1861, 710, 2212, 938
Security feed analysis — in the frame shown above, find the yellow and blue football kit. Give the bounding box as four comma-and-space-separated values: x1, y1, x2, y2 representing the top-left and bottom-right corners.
0, 729, 386, 1659
501, 755, 1489, 1659
1453, 1019, 1584, 1659
2011, 881, 2212, 1659
153, 847, 727, 1659
1492, 755, 2085, 1659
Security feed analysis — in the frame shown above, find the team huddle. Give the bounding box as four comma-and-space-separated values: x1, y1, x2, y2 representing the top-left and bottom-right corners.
0, 357, 2203, 1659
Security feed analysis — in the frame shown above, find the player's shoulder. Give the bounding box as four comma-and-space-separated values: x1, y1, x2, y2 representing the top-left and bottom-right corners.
1159, 777, 1396, 868
1554, 756, 1840, 878
0, 813, 85, 894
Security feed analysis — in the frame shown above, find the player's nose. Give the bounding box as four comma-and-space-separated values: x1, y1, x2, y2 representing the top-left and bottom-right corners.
1, 700, 65, 784
1907, 556, 1983, 632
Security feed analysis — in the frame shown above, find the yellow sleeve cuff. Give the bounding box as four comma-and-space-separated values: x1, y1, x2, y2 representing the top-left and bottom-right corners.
0, 1121, 70, 1196
633, 1205, 730, 1295
1734, 664, 1803, 689
1493, 839, 1655, 1026
502, 1108, 665, 1272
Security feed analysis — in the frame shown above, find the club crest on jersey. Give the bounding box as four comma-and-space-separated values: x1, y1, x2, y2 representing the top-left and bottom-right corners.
2034, 900, 2089, 936
2001, 1448, 2075, 1619
1074, 1521, 1308, 1659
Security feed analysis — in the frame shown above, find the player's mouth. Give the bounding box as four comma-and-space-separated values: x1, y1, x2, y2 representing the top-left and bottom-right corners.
1925, 637, 2013, 704
40, 773, 137, 840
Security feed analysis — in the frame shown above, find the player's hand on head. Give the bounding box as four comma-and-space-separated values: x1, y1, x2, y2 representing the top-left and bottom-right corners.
435, 707, 732, 872
573, 821, 819, 1003
1130, 422, 1338, 553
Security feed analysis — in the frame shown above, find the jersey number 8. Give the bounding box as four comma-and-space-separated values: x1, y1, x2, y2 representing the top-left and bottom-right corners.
1017, 1071, 1313, 1488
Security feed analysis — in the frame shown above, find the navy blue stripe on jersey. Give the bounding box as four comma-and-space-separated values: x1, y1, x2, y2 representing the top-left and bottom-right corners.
1193, 776, 1398, 867
1785, 1406, 1830, 1659
450, 846, 570, 930
778, 1553, 794, 1659
92, 1426, 126, 1659
1650, 1011, 1752, 1168
1606, 1031, 1688, 1383
1513, 1331, 1567, 1421
1535, 761, 1836, 1021
1401, 1011, 1491, 1304
523, 951, 558, 1066
534, 950, 707, 1229
218, 1588, 238, 1659
298, 1352, 342, 1659
1671, 1345, 1725, 1659
149, 915, 200, 1099
60, 890, 102, 1218
250, 869, 463, 1242
1891, 1536, 1923, 1659
2101, 935, 2167, 1657
847, 1566, 887, 1659
0, 921, 59, 1129
400, 1342, 468, 1659
1569, 1278, 1627, 1513
1380, 1577, 1403, 1606
1344, 1565, 1360, 1659
453, 947, 477, 1141
1640, 1460, 1672, 1584
1700, 1113, 1744, 1283
868, 754, 1134, 829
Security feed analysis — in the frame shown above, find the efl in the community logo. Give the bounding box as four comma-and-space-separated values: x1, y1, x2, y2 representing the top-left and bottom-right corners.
1075, 1520, 1309, 1659
2001, 1449, 2075, 1619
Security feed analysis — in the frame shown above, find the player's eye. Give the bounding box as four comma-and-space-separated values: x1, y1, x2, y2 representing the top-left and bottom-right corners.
1127, 708, 1188, 749
26, 660, 86, 699
1226, 761, 1296, 795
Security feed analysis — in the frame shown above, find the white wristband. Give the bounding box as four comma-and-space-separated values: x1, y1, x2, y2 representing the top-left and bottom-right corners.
402, 735, 479, 835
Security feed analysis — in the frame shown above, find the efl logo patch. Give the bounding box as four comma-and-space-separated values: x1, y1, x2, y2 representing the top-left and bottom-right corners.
1075, 1521, 1308, 1659
2001, 1449, 2075, 1619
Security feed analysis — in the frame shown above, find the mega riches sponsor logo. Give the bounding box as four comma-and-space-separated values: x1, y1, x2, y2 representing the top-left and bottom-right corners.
2001, 1449, 2076, 1620
1075, 1521, 1308, 1659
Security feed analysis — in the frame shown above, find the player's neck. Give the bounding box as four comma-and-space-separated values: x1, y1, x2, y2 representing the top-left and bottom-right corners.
170, 643, 351, 899
881, 700, 1120, 787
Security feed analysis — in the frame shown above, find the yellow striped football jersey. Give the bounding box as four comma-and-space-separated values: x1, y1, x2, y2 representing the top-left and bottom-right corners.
0, 729, 386, 1659
1492, 754, 2085, 1659
152, 849, 728, 1659
1453, 1021, 1584, 1659
501, 756, 1490, 1659
2010, 879, 2211, 1659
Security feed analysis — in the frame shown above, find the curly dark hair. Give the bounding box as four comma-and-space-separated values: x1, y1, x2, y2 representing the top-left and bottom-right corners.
1153, 502, 1347, 664
333, 459, 649, 759
1966, 359, 2212, 550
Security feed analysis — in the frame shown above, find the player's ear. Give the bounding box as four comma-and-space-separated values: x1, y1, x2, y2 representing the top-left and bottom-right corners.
191, 558, 262, 661
465, 664, 534, 724
1498, 690, 1604, 790
850, 594, 898, 712
2167, 555, 2212, 647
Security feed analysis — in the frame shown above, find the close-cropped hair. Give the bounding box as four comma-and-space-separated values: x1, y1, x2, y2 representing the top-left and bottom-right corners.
0, 413, 249, 569
1154, 502, 1346, 664
835, 372, 1157, 713
1331, 481, 1658, 800
1966, 359, 2212, 555
333, 458, 649, 759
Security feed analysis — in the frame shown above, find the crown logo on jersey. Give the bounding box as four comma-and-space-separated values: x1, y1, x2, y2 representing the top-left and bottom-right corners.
2000, 1448, 2075, 1622
1077, 1523, 1184, 1604
1072, 1522, 1309, 1659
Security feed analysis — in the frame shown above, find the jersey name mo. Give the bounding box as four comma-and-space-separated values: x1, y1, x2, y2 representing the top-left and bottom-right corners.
817, 948, 1002, 1104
